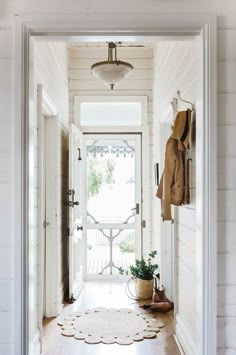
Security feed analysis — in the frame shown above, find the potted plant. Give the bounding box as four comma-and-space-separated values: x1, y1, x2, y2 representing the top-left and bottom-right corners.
119, 251, 159, 300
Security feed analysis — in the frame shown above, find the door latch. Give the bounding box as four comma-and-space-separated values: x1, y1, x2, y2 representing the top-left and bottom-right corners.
131, 203, 140, 215
64, 189, 79, 207
43, 220, 50, 228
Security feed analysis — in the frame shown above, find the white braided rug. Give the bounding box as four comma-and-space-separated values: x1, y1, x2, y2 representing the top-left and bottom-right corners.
57, 307, 164, 345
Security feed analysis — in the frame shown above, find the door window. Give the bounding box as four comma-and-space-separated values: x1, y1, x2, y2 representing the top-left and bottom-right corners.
84, 135, 141, 277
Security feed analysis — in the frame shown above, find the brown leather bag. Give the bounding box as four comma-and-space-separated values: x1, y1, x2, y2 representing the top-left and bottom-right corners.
153, 287, 165, 303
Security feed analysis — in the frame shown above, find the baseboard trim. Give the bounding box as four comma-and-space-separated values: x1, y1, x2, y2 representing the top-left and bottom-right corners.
174, 333, 185, 355
175, 313, 197, 355
74, 280, 85, 299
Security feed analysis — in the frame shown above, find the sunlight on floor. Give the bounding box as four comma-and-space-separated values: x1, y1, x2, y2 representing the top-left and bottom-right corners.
43, 282, 181, 355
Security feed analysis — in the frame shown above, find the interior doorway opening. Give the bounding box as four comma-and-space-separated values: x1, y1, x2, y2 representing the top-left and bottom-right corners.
14, 13, 218, 355
35, 36, 202, 355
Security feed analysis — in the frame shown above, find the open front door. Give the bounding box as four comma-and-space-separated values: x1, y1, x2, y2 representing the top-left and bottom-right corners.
84, 134, 142, 279
68, 123, 84, 300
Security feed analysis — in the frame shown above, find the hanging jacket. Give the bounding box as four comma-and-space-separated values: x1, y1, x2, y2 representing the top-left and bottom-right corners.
156, 137, 185, 221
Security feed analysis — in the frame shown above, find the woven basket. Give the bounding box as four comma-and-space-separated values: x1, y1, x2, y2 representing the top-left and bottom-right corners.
134, 278, 154, 300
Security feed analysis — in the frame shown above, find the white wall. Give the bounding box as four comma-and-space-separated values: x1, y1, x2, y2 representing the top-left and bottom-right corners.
0, 28, 14, 355
217, 27, 236, 353
152, 40, 197, 354
29, 41, 69, 354
0, 2, 235, 355
68, 43, 153, 251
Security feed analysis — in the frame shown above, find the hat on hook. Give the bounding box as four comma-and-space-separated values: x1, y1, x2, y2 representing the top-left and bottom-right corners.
172, 108, 192, 148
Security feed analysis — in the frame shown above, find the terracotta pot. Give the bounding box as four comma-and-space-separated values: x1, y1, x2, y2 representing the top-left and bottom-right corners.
134, 277, 154, 300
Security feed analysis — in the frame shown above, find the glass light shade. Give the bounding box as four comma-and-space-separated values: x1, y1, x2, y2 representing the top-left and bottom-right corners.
91, 60, 133, 89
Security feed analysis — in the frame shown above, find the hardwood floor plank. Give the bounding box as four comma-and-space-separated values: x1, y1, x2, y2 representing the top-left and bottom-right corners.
43, 282, 181, 355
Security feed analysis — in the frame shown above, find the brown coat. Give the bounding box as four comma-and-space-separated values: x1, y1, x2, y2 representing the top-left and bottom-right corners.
156, 137, 185, 221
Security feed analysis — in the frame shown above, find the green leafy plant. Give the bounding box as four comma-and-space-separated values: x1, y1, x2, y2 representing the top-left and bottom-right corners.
119, 232, 135, 253
87, 160, 102, 197
118, 251, 158, 281
87, 157, 115, 198
105, 158, 115, 184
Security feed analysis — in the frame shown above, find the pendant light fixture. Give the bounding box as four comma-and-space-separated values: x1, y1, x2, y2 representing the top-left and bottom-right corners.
91, 42, 134, 90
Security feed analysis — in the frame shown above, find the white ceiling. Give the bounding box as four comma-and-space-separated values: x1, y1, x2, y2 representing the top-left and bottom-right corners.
68, 41, 155, 49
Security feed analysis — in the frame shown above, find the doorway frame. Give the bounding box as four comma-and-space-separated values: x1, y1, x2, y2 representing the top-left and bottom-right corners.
74, 94, 151, 270
82, 133, 142, 280
14, 13, 217, 355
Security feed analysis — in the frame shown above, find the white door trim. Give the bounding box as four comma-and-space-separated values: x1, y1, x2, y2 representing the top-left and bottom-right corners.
36, 85, 60, 353
81, 126, 150, 258
14, 13, 217, 355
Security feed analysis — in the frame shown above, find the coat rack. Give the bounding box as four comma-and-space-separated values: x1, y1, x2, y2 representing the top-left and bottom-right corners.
169, 90, 194, 205
171, 97, 178, 112
176, 90, 195, 110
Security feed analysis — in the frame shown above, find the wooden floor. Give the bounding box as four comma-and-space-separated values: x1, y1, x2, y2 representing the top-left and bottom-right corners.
87, 244, 134, 274
43, 282, 181, 355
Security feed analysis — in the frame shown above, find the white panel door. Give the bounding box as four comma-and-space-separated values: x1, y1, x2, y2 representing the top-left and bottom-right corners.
68, 123, 84, 299
45, 116, 60, 317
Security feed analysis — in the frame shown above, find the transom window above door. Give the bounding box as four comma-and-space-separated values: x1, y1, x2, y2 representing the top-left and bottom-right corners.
74, 96, 147, 127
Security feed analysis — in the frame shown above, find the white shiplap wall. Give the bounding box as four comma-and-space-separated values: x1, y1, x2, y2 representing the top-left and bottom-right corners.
217, 27, 236, 354
0, 28, 14, 355
30, 41, 69, 354
68, 43, 153, 249
0, 6, 236, 355
152, 40, 197, 354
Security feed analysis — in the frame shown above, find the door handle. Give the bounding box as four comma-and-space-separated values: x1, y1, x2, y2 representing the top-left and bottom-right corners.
77, 226, 83, 231
64, 189, 79, 207
131, 203, 140, 215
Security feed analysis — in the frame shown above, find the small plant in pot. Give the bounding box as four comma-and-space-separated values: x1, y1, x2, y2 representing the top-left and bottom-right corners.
119, 251, 159, 301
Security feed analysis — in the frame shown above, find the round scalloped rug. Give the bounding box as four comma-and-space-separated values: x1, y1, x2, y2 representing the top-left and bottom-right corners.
57, 307, 163, 345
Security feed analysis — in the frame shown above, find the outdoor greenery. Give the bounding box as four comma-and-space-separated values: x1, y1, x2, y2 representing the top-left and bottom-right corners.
118, 251, 158, 281
87, 160, 102, 197
87, 158, 116, 198
105, 158, 115, 184
119, 232, 135, 253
